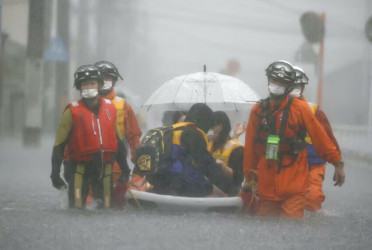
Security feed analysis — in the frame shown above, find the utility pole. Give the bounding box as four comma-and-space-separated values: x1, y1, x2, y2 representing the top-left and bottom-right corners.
316, 13, 326, 107
77, 0, 89, 65
42, 0, 68, 133
55, 0, 69, 128
0, 0, 3, 138
366, 15, 372, 128
299, 11, 326, 105
0, 0, 3, 111
368, 42, 372, 134
23, 0, 45, 146
42, 0, 57, 134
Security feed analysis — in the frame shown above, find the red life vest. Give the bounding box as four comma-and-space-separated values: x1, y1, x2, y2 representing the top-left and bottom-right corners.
68, 98, 118, 162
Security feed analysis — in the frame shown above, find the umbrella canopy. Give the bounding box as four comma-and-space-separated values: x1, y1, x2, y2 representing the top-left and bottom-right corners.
143, 71, 261, 111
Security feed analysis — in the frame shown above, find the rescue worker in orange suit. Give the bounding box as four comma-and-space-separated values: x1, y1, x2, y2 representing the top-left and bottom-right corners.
290, 65, 342, 212
207, 111, 244, 196
50, 65, 130, 209
94, 61, 142, 184
242, 60, 345, 218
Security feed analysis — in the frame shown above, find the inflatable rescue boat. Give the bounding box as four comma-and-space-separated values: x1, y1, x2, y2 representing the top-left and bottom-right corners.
124, 189, 243, 212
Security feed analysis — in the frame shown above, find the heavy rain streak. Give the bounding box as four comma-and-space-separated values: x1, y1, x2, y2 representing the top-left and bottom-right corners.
1, 0, 372, 249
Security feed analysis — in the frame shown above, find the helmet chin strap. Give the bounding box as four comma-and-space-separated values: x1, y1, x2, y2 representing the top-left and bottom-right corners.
284, 85, 294, 95
300, 85, 305, 96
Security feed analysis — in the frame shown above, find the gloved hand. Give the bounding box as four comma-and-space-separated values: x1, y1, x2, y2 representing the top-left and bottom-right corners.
242, 180, 256, 193
240, 185, 259, 214
333, 160, 345, 186
240, 170, 259, 214
51, 174, 67, 190
128, 174, 148, 191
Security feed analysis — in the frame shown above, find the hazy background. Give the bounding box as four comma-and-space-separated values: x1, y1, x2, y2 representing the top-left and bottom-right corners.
1, 0, 372, 161
1, 0, 372, 132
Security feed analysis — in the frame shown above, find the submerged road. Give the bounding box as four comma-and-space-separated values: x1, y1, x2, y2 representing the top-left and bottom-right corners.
0, 137, 371, 250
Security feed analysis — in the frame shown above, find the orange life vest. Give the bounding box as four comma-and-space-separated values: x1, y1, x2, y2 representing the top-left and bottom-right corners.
68, 98, 118, 161
112, 96, 126, 138
244, 96, 341, 200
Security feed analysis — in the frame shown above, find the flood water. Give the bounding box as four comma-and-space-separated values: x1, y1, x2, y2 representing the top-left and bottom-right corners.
0, 137, 371, 250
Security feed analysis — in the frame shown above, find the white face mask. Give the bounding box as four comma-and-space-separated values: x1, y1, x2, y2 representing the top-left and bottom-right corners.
290, 88, 302, 98
81, 89, 98, 99
268, 83, 286, 95
102, 80, 113, 90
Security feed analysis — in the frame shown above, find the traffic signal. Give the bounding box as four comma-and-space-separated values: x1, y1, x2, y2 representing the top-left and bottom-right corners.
300, 12, 325, 44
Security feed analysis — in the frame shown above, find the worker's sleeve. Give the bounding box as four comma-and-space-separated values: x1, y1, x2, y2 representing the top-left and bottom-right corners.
115, 113, 130, 176
116, 135, 131, 177
315, 108, 341, 154
301, 104, 342, 165
54, 108, 73, 147
243, 106, 260, 180
228, 146, 244, 186
124, 102, 142, 161
51, 108, 73, 176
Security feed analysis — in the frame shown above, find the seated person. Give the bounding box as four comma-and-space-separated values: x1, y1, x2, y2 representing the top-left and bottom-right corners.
207, 111, 244, 196
172, 111, 187, 124
134, 103, 229, 197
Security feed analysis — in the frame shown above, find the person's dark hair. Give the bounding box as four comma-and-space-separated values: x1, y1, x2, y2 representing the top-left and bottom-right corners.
185, 103, 214, 133
161, 111, 174, 126
211, 111, 231, 153
172, 111, 187, 124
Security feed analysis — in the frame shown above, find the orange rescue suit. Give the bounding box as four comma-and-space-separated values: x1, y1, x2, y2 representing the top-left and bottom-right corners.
243, 96, 341, 202
103, 90, 142, 161
103, 90, 142, 183
301, 97, 341, 212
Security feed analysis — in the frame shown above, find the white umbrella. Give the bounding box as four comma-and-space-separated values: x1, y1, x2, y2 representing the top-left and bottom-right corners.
143, 68, 260, 111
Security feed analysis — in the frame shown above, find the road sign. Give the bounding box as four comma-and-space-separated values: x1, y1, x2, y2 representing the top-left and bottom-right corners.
44, 37, 68, 62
